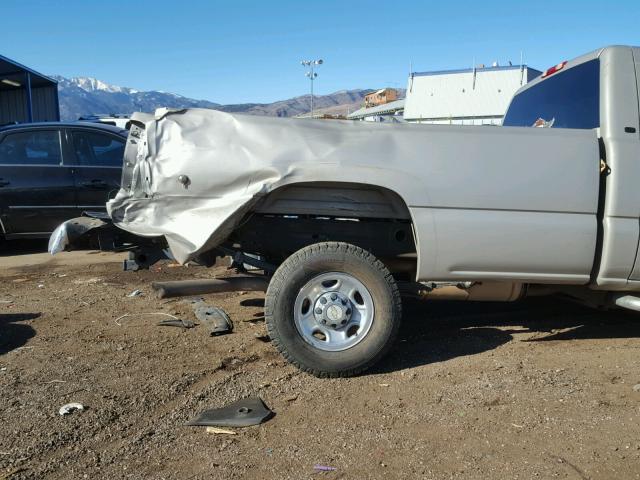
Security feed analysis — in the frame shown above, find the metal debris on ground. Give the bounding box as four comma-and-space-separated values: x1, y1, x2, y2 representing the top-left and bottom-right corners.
205, 426, 237, 435
193, 304, 233, 336
157, 318, 195, 329
313, 465, 337, 472
115, 312, 182, 326
73, 277, 102, 285
186, 397, 273, 427
152, 276, 268, 299
127, 289, 143, 297
254, 333, 271, 342
633, 384, 640, 392
59, 402, 85, 416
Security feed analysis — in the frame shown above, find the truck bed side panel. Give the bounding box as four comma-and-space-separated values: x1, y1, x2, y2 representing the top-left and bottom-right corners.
112, 109, 599, 283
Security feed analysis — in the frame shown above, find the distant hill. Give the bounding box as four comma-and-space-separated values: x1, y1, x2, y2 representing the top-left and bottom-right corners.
216, 89, 376, 117
53, 76, 220, 121
53, 75, 394, 121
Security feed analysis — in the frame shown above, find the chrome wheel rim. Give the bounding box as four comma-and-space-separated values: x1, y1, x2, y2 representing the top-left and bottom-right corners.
293, 272, 375, 352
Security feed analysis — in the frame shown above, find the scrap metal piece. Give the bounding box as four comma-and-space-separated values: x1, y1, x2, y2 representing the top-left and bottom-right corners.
186, 397, 273, 427
59, 402, 84, 416
157, 318, 195, 328
194, 305, 233, 336
48, 217, 107, 254
151, 276, 269, 299
205, 426, 236, 435
314, 465, 337, 472
123, 248, 170, 271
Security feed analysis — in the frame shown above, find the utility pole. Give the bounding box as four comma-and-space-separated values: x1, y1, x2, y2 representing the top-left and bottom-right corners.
301, 59, 323, 117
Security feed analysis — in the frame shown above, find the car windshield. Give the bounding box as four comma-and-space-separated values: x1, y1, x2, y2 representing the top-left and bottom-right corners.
502, 59, 599, 129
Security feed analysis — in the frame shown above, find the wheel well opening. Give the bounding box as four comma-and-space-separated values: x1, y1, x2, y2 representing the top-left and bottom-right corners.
226, 182, 418, 278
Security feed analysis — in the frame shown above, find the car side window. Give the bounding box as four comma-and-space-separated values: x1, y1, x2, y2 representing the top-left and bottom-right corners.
72, 131, 125, 167
0, 130, 62, 165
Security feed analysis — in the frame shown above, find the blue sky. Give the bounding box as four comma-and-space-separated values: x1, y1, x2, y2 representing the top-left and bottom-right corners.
1, 0, 638, 104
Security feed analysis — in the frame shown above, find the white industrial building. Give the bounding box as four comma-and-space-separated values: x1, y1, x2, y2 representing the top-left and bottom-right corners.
347, 98, 405, 122
403, 64, 541, 125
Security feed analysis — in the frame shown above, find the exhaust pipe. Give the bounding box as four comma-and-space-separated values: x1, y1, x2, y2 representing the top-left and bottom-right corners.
409, 282, 525, 302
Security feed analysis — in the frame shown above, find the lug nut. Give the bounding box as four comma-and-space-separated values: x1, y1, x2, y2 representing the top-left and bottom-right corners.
346, 308, 351, 315
331, 324, 337, 328
330, 293, 337, 301
320, 297, 327, 304
321, 319, 327, 324
315, 308, 322, 315
341, 299, 347, 305
341, 320, 347, 325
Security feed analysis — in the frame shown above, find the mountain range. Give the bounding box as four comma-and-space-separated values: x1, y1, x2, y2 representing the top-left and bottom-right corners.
53, 76, 396, 121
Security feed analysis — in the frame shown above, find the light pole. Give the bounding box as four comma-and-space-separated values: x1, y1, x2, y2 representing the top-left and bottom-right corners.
301, 59, 323, 117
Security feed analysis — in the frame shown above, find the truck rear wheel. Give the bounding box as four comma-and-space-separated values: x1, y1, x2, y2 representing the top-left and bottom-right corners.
265, 242, 402, 377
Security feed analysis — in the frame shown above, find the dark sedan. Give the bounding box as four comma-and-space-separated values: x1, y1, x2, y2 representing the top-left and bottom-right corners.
0, 122, 127, 239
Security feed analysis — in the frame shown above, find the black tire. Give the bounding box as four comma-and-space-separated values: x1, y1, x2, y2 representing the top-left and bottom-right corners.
265, 242, 402, 377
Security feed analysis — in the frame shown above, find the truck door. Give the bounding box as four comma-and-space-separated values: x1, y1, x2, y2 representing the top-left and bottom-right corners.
0, 128, 76, 236
623, 47, 640, 281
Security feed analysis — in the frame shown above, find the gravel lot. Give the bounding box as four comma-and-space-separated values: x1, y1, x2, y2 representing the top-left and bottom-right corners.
1, 242, 640, 479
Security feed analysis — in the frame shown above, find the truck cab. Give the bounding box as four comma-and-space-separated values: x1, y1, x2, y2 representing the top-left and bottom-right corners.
504, 46, 640, 291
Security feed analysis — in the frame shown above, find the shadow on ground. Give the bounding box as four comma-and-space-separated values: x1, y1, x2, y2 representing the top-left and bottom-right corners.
0, 313, 39, 354
374, 297, 640, 374
0, 239, 49, 257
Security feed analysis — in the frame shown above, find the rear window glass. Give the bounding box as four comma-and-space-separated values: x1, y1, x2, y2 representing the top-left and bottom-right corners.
503, 59, 599, 129
0, 130, 62, 165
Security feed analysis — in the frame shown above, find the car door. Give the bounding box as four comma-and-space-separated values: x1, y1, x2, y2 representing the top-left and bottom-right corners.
0, 128, 76, 236
67, 128, 124, 215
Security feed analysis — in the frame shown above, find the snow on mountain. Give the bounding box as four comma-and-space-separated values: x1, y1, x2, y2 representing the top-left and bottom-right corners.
68, 76, 135, 94
52, 74, 387, 121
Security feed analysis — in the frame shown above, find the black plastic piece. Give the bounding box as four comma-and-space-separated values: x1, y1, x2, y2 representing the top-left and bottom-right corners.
186, 397, 274, 427
157, 318, 195, 328
194, 305, 233, 335
625, 127, 637, 133
123, 248, 169, 271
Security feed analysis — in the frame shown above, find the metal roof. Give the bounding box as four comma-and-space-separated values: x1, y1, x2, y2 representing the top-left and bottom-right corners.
412, 64, 541, 77
347, 98, 405, 119
0, 54, 57, 91
403, 66, 541, 121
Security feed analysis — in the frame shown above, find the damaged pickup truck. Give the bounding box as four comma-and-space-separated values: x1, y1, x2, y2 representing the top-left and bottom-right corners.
51, 45, 640, 377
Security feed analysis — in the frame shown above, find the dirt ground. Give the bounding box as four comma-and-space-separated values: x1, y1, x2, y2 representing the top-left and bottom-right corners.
1, 242, 640, 479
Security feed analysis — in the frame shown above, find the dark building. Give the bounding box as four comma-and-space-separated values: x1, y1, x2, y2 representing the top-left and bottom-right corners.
0, 54, 59, 125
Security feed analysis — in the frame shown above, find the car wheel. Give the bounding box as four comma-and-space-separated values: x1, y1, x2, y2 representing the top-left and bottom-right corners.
265, 242, 402, 377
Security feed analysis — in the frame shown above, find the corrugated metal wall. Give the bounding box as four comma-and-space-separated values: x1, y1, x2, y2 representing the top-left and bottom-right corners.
0, 85, 59, 124
31, 86, 59, 121
404, 67, 541, 123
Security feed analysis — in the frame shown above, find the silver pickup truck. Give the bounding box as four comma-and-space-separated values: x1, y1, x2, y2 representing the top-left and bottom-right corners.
51, 45, 640, 377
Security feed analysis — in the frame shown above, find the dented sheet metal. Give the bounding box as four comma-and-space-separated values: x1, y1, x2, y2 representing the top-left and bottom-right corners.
107, 108, 422, 263
108, 108, 599, 284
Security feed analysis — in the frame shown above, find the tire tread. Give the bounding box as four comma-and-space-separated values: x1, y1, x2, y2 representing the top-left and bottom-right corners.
265, 242, 401, 378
